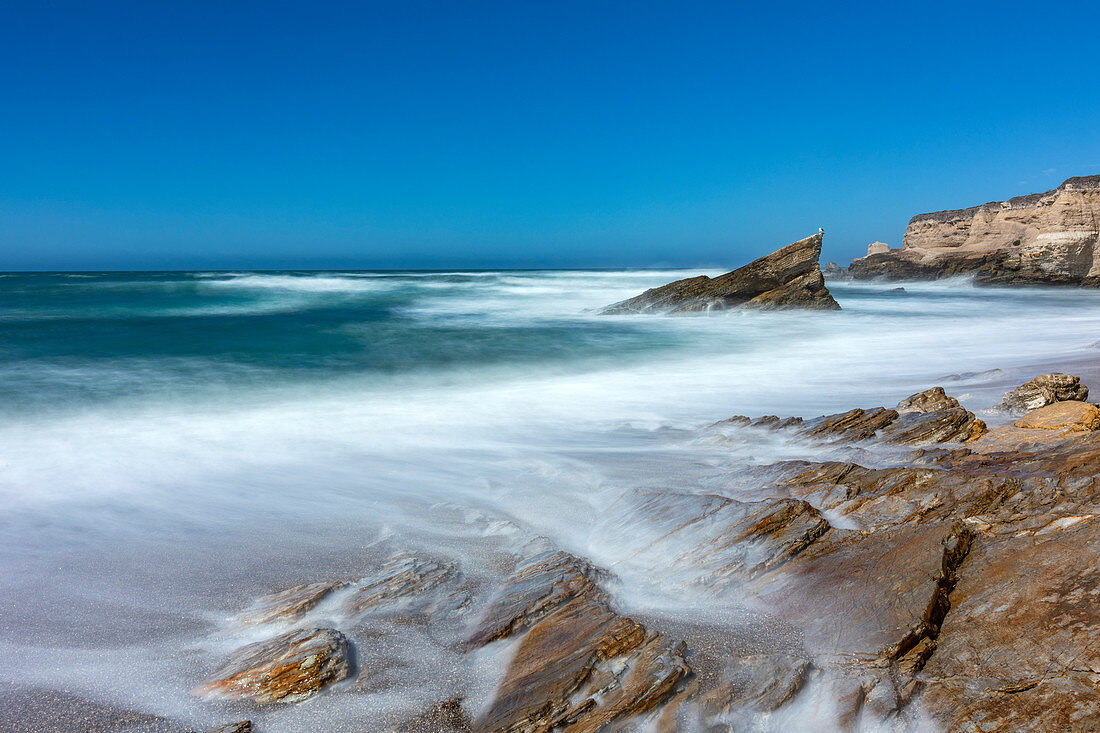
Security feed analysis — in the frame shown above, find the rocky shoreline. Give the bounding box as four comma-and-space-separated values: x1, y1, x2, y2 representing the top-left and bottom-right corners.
848, 175, 1100, 286
90, 372, 1095, 732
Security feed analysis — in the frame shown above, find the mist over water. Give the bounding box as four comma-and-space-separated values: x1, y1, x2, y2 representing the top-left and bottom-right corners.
2, 269, 1099, 730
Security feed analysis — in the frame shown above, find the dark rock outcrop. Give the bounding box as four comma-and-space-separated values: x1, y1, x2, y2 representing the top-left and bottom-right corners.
999, 372, 1089, 412
849, 175, 1100, 285
601, 233, 840, 313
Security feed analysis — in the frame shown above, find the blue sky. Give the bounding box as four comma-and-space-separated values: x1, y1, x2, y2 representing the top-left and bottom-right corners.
3, 1, 1099, 270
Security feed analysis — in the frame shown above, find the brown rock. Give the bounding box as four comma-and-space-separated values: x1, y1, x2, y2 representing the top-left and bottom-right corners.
921, 522, 1100, 732
199, 627, 350, 704
466, 550, 604, 649
896, 386, 960, 414
999, 373, 1090, 412
344, 555, 455, 617
880, 406, 987, 444
601, 233, 840, 313
1013, 400, 1100, 431
701, 654, 811, 714
472, 593, 687, 733
238, 581, 345, 625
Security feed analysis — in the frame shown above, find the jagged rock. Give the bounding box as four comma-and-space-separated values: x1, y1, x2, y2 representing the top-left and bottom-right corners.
466, 550, 604, 649
1013, 400, 1100, 431
880, 406, 987, 444
804, 406, 900, 440
601, 234, 840, 314
472, 592, 687, 733
199, 627, 350, 703
866, 241, 891, 256
921, 522, 1100, 732
848, 175, 1100, 286
344, 555, 455, 617
739, 522, 973, 726
701, 654, 812, 714
999, 373, 1089, 412
237, 581, 346, 625
896, 386, 960, 414
802, 405, 985, 444
821, 261, 848, 278
206, 723, 251, 733
597, 491, 830, 590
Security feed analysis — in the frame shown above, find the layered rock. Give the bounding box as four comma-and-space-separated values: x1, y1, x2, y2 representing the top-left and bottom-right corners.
601, 233, 840, 313
999, 372, 1090, 412
849, 175, 1100, 285
199, 627, 351, 703
468, 551, 689, 732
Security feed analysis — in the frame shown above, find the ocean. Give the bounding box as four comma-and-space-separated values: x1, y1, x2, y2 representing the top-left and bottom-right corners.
2, 269, 1099, 731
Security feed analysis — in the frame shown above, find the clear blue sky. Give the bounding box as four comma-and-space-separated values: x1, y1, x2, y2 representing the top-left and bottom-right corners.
3, 1, 1099, 270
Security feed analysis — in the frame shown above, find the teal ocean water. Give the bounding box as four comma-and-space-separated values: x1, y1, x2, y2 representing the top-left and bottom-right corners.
2, 269, 1100, 730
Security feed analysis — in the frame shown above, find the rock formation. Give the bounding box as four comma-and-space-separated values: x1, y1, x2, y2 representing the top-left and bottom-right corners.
866, 241, 891, 256
601, 233, 840, 313
999, 372, 1089, 412
199, 627, 351, 703
849, 175, 1100, 285
189, 376, 1100, 732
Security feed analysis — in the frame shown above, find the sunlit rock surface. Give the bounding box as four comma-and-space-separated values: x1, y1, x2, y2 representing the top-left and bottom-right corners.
199, 627, 350, 703
601, 233, 840, 313
849, 175, 1100, 285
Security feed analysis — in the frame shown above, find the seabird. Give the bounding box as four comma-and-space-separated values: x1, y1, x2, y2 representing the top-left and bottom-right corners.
818, 227, 824, 234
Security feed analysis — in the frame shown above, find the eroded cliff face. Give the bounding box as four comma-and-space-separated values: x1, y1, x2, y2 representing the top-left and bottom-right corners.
850, 175, 1100, 285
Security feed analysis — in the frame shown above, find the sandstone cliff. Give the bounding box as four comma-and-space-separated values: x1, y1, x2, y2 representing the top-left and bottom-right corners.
602, 233, 840, 313
850, 175, 1100, 285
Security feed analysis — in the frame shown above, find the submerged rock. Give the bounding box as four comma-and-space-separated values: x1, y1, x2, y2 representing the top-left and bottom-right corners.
199, 627, 350, 703
205, 723, 251, 733
344, 554, 456, 617
601, 233, 840, 314
394, 699, 471, 732
999, 373, 1090, 412
237, 581, 346, 625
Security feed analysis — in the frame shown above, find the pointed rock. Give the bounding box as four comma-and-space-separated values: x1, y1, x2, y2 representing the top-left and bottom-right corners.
601, 233, 840, 313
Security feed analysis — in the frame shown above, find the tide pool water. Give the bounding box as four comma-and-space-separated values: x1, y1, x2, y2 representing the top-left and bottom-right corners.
2, 269, 1099, 730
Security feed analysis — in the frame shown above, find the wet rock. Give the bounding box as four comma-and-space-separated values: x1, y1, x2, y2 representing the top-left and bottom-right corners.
701, 654, 811, 713
921, 522, 1100, 732
238, 581, 346, 625
999, 373, 1089, 412
803, 406, 899, 441
598, 491, 830, 591
199, 627, 350, 703
1013, 400, 1100, 431
601, 233, 839, 314
880, 406, 987, 444
344, 555, 456, 618
896, 386, 960, 414
466, 550, 604, 649
472, 593, 687, 733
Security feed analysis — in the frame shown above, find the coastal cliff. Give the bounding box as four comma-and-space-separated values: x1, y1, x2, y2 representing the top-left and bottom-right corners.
850, 175, 1100, 285
602, 233, 840, 313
